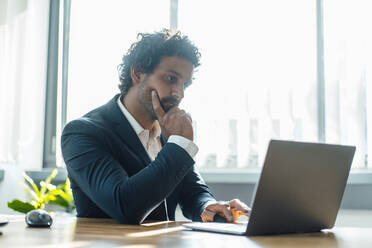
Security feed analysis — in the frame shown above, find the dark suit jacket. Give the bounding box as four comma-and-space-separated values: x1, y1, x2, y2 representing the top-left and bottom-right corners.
61, 94, 216, 224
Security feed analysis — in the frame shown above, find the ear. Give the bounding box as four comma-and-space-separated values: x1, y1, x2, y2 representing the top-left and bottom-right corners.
130, 66, 143, 85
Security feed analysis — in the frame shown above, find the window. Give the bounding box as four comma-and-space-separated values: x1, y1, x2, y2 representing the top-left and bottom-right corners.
49, 0, 371, 170
323, 0, 372, 169
178, 0, 316, 169
0, 0, 50, 170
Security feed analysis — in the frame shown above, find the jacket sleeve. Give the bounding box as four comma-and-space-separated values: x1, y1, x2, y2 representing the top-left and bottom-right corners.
178, 167, 217, 221
61, 119, 194, 224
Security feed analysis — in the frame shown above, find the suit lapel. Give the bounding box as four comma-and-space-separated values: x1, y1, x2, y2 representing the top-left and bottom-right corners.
160, 135, 166, 147
116, 118, 152, 167
105, 94, 151, 168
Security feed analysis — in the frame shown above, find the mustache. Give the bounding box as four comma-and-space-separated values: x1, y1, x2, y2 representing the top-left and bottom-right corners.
160, 96, 180, 112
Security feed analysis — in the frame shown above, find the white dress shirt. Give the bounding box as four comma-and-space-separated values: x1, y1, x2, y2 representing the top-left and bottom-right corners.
117, 97, 198, 161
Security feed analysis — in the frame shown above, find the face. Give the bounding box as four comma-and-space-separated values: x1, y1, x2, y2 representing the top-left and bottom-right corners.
136, 56, 194, 120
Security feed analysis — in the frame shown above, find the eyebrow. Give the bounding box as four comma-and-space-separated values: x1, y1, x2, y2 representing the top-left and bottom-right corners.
166, 69, 183, 78
166, 69, 192, 85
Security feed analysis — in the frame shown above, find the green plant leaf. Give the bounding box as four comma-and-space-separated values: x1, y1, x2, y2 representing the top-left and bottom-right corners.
7, 200, 36, 214
65, 178, 71, 190
40, 169, 58, 196
40, 181, 56, 191
54, 178, 74, 206
45, 168, 58, 184
8, 169, 75, 214
22, 183, 40, 203
48, 195, 70, 208
44, 195, 57, 205
47, 189, 65, 200
23, 172, 40, 197
7, 169, 75, 214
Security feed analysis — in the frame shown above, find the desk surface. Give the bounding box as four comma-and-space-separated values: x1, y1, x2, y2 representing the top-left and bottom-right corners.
0, 214, 371, 248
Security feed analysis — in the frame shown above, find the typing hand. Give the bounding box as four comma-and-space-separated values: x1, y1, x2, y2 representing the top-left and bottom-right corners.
201, 199, 250, 223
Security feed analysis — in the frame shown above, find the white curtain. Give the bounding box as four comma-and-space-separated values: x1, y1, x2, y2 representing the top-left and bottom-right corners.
179, 0, 317, 169
0, 0, 49, 169
324, 0, 372, 169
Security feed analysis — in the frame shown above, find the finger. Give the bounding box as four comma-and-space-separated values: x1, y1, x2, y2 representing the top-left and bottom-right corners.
179, 109, 186, 115
231, 208, 249, 222
164, 106, 180, 121
151, 91, 165, 120
201, 208, 216, 222
209, 203, 233, 222
185, 113, 192, 123
177, 110, 191, 121
229, 199, 249, 211
229, 199, 250, 214
220, 207, 234, 223
163, 104, 180, 116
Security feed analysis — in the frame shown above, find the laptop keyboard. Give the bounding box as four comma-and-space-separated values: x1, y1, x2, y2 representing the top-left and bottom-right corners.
202, 223, 246, 231
183, 221, 248, 234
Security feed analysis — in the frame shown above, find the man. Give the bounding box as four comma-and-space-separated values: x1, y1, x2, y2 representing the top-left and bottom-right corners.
61, 30, 249, 224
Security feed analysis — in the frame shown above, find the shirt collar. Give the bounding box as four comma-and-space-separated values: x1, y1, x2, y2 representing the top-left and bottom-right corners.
117, 96, 161, 138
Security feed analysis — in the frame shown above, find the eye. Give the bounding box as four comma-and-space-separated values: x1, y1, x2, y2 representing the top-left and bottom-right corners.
166, 75, 177, 83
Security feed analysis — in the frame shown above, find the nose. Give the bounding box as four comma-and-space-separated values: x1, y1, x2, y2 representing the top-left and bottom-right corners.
171, 84, 184, 101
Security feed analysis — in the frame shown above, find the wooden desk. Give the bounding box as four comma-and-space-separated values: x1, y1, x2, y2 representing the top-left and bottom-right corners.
0, 214, 371, 248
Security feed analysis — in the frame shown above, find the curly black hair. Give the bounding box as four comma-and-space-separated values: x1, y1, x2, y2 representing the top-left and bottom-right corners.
118, 29, 201, 97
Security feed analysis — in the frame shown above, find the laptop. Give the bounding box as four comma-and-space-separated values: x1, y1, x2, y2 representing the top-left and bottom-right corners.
183, 139, 356, 236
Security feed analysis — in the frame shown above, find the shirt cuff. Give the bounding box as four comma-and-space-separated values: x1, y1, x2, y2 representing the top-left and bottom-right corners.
167, 135, 199, 159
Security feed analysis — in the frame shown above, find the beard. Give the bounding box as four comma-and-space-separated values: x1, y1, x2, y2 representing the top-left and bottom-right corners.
159, 96, 179, 112
137, 78, 180, 120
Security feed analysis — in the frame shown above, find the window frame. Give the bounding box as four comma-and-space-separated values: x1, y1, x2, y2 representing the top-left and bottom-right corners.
42, 0, 60, 168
